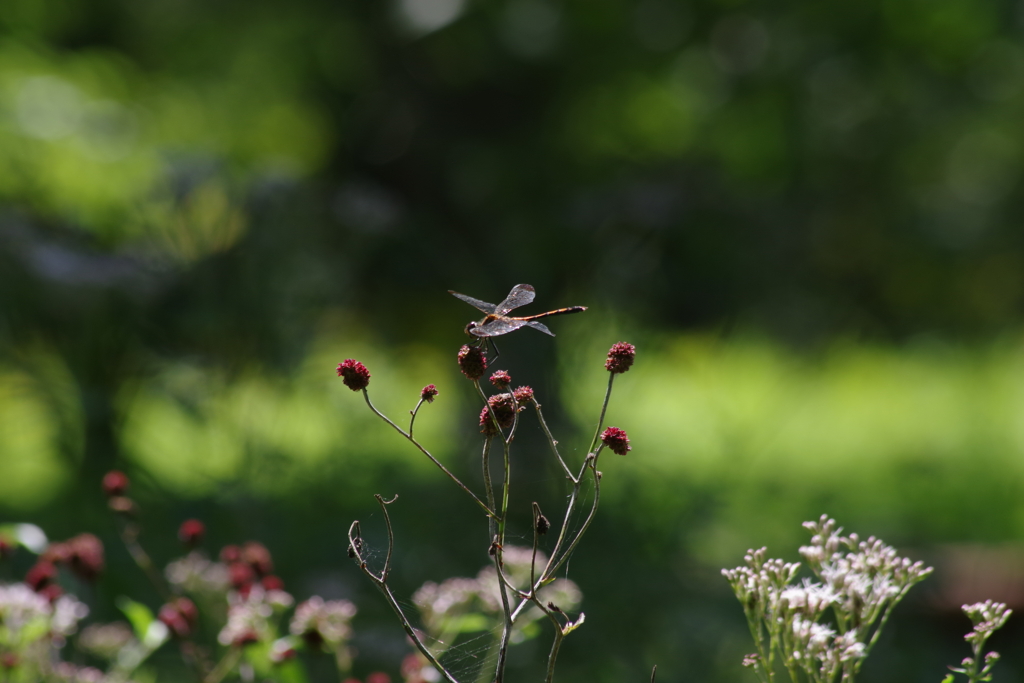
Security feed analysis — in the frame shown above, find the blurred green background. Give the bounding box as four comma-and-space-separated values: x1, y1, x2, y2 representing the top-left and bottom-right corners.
2, 0, 1024, 679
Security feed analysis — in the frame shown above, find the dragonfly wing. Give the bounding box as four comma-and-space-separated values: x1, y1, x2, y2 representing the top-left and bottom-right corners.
526, 320, 554, 336
450, 290, 497, 315
495, 284, 536, 315
471, 318, 528, 337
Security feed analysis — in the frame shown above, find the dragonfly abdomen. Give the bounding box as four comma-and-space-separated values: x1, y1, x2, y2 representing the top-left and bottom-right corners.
520, 306, 587, 321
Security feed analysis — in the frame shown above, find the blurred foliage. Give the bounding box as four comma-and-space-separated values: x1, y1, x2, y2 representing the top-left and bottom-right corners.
3, 0, 1024, 680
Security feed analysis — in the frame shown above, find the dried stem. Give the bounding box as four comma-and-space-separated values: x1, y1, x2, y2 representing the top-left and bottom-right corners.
347, 511, 460, 683
362, 389, 494, 518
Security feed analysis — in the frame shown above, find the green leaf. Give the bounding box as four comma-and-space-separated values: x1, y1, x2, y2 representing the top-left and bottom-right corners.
116, 596, 156, 641
941, 674, 956, 683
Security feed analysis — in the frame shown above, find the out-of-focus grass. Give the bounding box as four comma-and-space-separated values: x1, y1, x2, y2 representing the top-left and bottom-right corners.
565, 331, 1024, 564
118, 334, 464, 499
7, 326, 1024, 560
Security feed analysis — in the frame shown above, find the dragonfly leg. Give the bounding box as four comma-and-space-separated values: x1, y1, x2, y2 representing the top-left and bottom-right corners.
486, 337, 500, 365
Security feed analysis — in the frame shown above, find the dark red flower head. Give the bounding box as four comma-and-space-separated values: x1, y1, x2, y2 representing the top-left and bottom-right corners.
512, 386, 534, 405
479, 393, 516, 435
66, 533, 105, 581
102, 470, 130, 497
159, 597, 199, 638
420, 384, 439, 403
220, 545, 242, 564
336, 359, 371, 391
489, 370, 511, 388
605, 342, 636, 374
26, 561, 57, 591
242, 541, 273, 577
229, 562, 256, 589
38, 584, 63, 602
457, 345, 487, 380
366, 673, 392, 683
261, 575, 285, 591
233, 630, 260, 647
41, 542, 71, 565
178, 519, 206, 547
600, 426, 631, 456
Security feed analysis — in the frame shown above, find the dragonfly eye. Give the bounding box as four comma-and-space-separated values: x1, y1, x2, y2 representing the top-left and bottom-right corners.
465, 322, 478, 335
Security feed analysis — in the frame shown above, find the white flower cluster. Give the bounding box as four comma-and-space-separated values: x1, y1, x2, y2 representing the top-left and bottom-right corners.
165, 551, 231, 595
723, 516, 932, 683
413, 547, 581, 648
962, 599, 1011, 646
948, 600, 1013, 682
288, 596, 357, 646
0, 582, 89, 639
217, 584, 293, 646
800, 515, 932, 640
78, 622, 137, 661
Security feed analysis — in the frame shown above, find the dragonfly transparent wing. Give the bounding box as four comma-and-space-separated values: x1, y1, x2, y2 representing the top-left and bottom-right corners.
471, 318, 529, 338
449, 290, 497, 315
526, 320, 554, 336
495, 284, 536, 315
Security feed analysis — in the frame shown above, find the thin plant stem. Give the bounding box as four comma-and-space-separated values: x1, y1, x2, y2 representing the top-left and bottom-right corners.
530, 502, 543, 596
347, 514, 461, 683
117, 520, 171, 602
491, 397, 519, 683
408, 397, 425, 437
531, 398, 575, 482
117, 518, 211, 680
362, 389, 494, 518
375, 494, 399, 582
482, 437, 497, 533
541, 608, 564, 683
586, 373, 615, 455
509, 449, 601, 624
202, 648, 242, 683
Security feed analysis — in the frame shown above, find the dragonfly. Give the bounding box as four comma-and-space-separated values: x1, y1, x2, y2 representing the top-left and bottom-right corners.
450, 284, 587, 358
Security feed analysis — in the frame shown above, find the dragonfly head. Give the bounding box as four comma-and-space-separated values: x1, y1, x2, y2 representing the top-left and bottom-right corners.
465, 321, 479, 336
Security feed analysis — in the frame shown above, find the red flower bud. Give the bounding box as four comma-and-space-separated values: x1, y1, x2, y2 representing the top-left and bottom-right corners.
26, 561, 57, 591
102, 471, 130, 497
242, 541, 273, 577
38, 584, 63, 602
229, 562, 256, 589
336, 359, 371, 391
605, 342, 636, 374
457, 345, 487, 380
178, 519, 206, 547
600, 426, 631, 456
479, 393, 516, 435
489, 370, 511, 388
512, 386, 534, 405
66, 533, 104, 581
220, 545, 242, 563
158, 597, 198, 639
420, 384, 439, 403
261, 575, 285, 591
